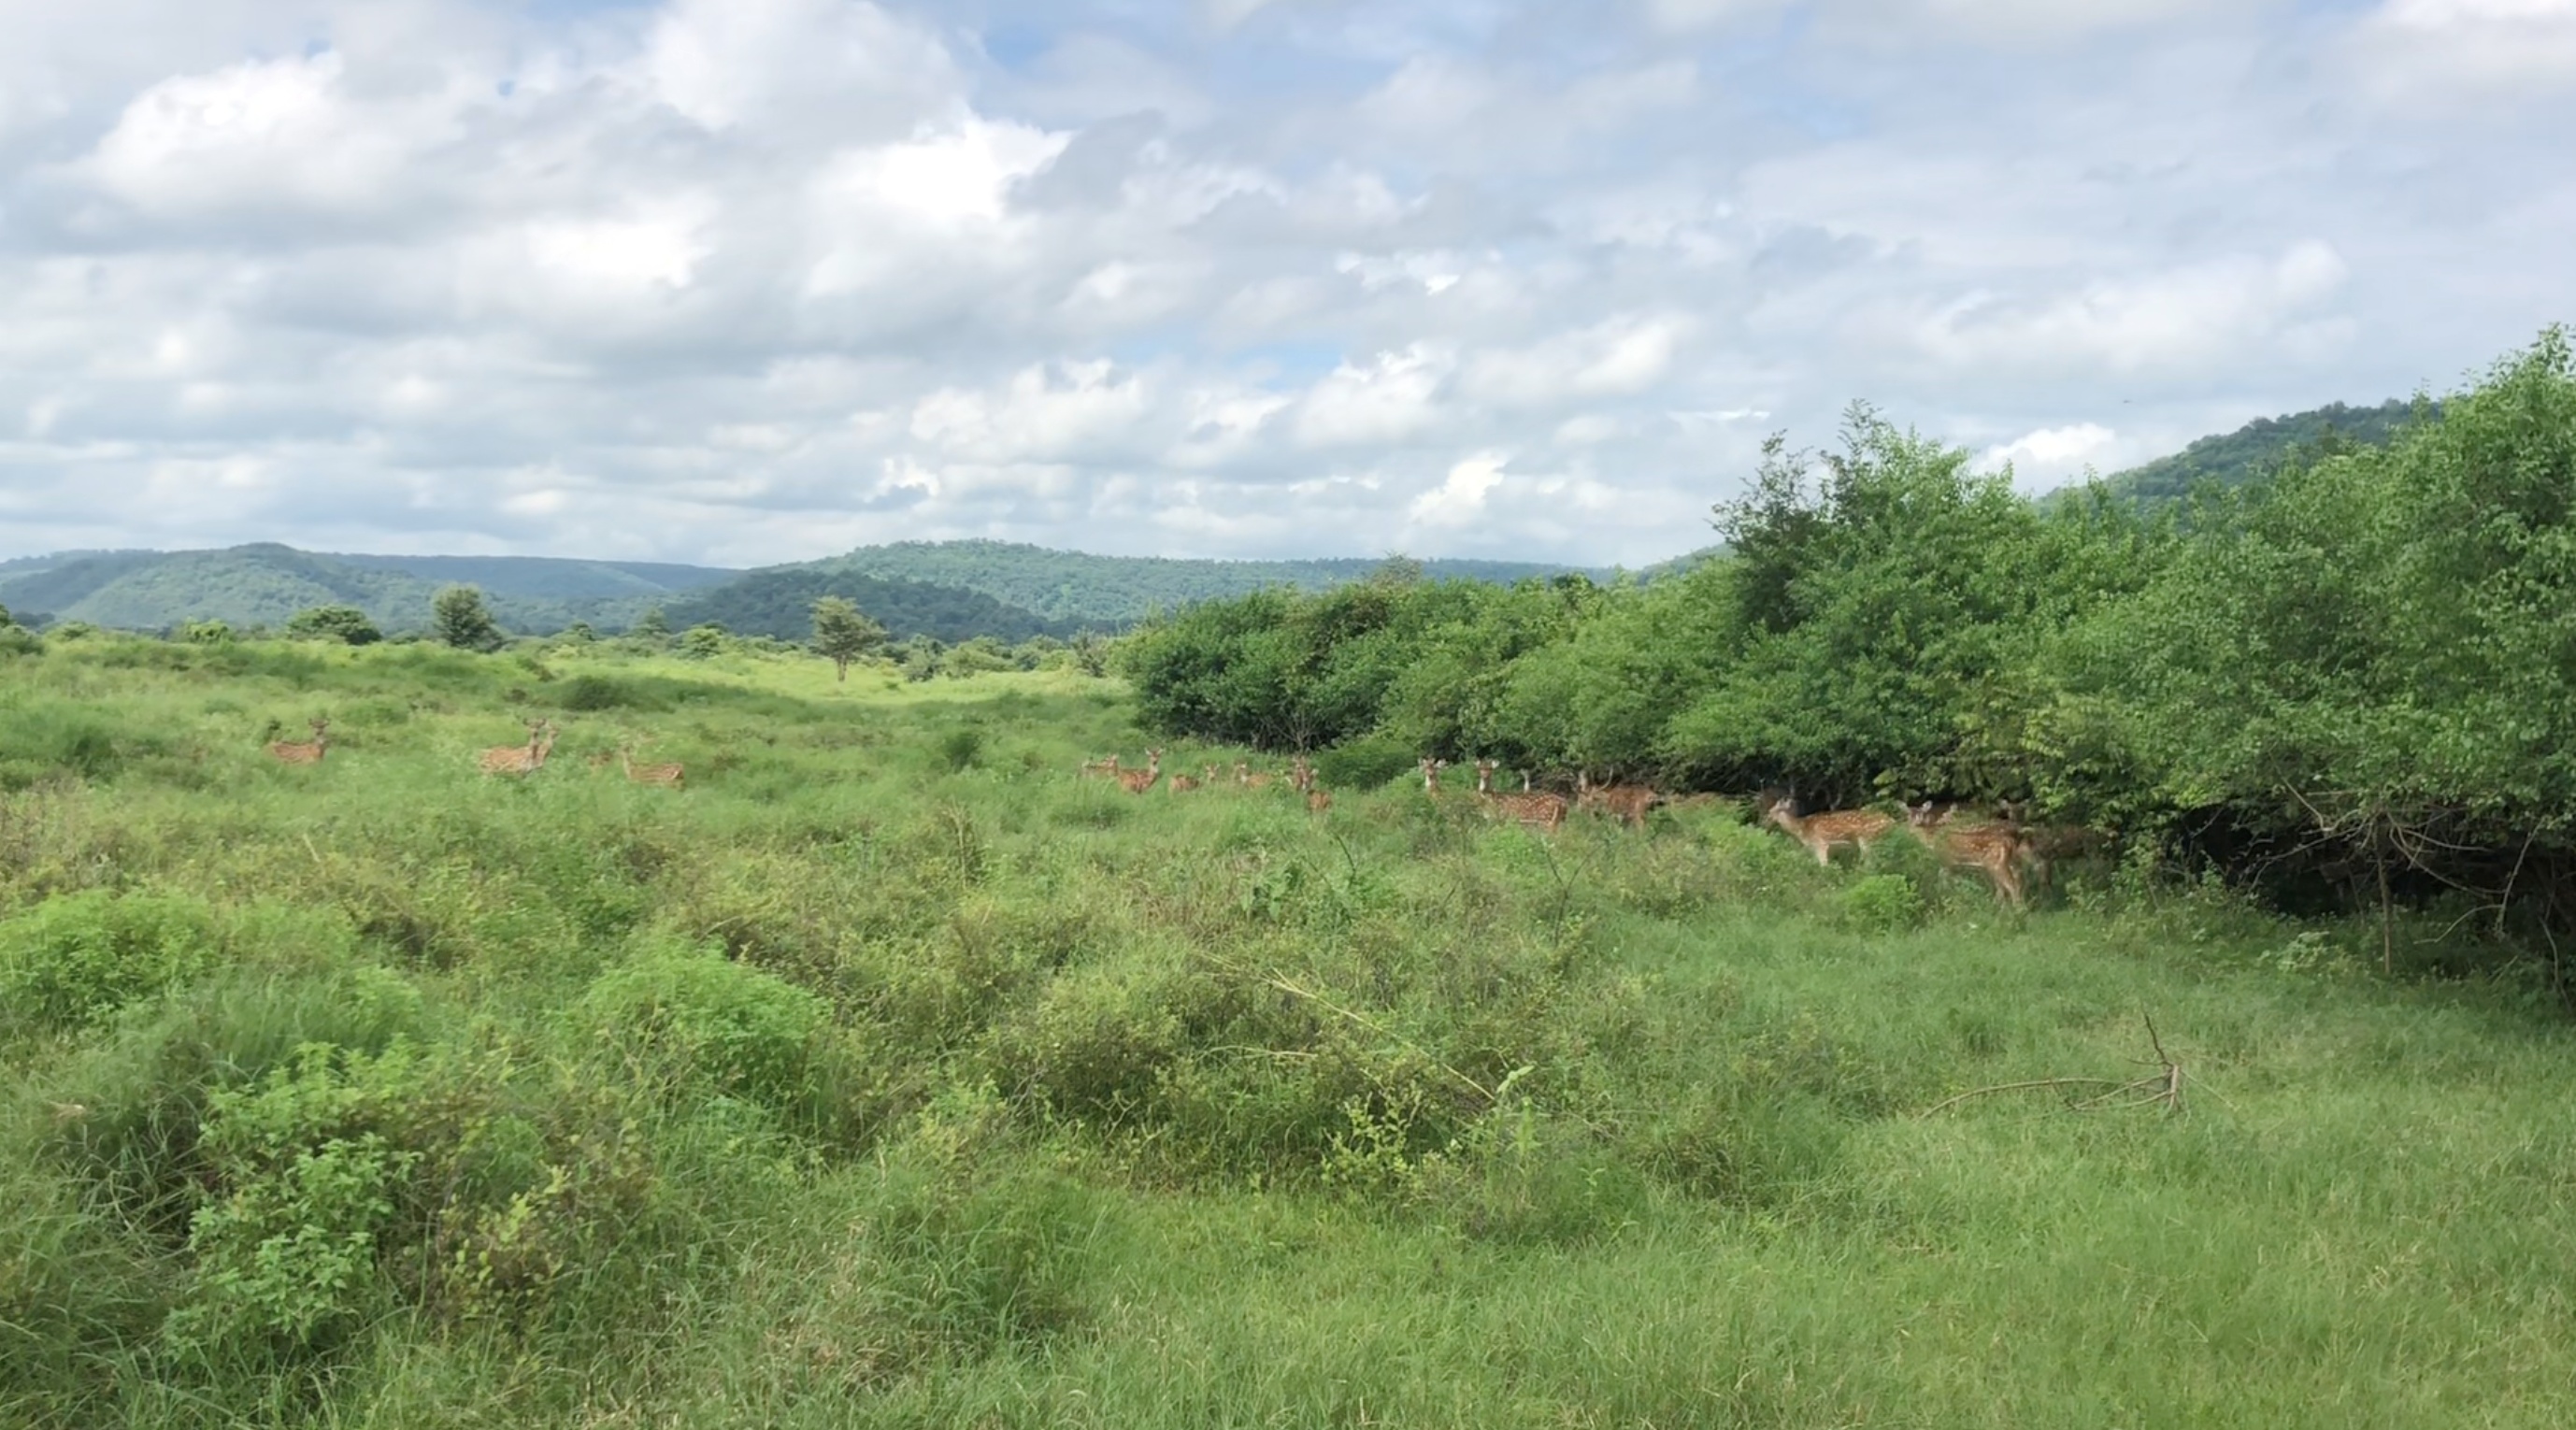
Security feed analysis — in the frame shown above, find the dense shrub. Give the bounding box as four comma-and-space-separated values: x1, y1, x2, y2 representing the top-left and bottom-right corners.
0, 891, 222, 1034
580, 940, 831, 1113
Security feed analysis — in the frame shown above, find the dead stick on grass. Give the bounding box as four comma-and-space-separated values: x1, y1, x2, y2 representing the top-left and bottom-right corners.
1917, 1014, 2184, 1119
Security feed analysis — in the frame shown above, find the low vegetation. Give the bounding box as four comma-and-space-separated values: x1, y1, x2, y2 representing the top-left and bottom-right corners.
5, 623, 2575, 1426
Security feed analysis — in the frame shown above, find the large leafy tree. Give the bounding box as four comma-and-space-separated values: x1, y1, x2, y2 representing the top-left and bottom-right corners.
431, 585, 503, 651
285, 605, 383, 647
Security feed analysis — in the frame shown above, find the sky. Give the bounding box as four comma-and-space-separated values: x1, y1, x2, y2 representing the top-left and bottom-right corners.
1, 0, 2571, 568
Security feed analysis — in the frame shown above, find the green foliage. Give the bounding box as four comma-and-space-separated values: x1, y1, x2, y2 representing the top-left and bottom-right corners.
1839, 874, 1924, 934
431, 584, 503, 651
180, 619, 235, 645
0, 891, 222, 1035
680, 622, 729, 659
283, 603, 382, 646
809, 594, 887, 680
579, 941, 829, 1113
669, 565, 1077, 644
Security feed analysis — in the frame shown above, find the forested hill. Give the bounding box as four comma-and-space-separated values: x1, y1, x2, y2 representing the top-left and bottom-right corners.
802, 540, 1600, 626
2100, 397, 2425, 503
0, 545, 734, 635
662, 566, 1079, 644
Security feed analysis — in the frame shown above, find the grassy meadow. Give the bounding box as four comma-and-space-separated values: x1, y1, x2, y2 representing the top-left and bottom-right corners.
5, 634, 2575, 1427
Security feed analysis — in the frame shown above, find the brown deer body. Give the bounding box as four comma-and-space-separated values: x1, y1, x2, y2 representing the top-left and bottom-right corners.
1474, 760, 1566, 833
1419, 756, 1448, 795
479, 721, 558, 778
1907, 803, 2028, 907
1117, 750, 1164, 794
1237, 762, 1276, 791
1292, 755, 1329, 813
1577, 773, 1664, 829
621, 745, 685, 789
1080, 755, 1121, 780
1169, 768, 1203, 794
267, 718, 330, 765
1763, 794, 1896, 865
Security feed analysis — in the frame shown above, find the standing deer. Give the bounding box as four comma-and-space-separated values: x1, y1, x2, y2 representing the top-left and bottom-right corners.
1577, 772, 1665, 829
267, 718, 331, 765
1906, 802, 2029, 907
1761, 792, 1896, 865
479, 720, 558, 778
1474, 760, 1567, 833
1291, 755, 1329, 814
1419, 756, 1448, 795
1117, 750, 1164, 794
621, 743, 685, 789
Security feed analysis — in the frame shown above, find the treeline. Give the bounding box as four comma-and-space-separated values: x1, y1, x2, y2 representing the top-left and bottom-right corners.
663, 567, 1082, 645
1126, 330, 2576, 943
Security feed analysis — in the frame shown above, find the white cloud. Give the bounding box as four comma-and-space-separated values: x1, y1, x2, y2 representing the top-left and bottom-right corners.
0, 0, 2568, 566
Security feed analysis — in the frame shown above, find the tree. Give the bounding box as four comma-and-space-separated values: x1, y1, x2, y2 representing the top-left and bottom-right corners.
285, 604, 383, 646
810, 596, 886, 682
680, 622, 728, 659
631, 607, 671, 642
432, 585, 503, 651
0, 601, 12, 627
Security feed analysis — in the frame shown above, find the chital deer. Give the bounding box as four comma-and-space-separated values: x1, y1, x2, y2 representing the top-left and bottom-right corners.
621, 743, 685, 790
1237, 761, 1276, 791
1577, 772, 1664, 829
1170, 766, 1204, 794
1117, 750, 1163, 794
1419, 756, 1448, 795
1079, 754, 1121, 780
1762, 792, 1896, 865
1307, 786, 1332, 815
479, 720, 558, 778
1906, 802, 2028, 907
1474, 759, 1567, 833
267, 717, 330, 765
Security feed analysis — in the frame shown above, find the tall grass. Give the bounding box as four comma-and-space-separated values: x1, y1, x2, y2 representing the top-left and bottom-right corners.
2, 635, 2570, 1426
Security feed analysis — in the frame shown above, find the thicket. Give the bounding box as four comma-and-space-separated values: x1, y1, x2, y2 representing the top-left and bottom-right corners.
1125, 330, 2576, 963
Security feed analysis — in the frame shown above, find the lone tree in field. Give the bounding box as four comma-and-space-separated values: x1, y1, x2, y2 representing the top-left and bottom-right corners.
810, 595, 887, 682
432, 585, 503, 651
286, 604, 383, 646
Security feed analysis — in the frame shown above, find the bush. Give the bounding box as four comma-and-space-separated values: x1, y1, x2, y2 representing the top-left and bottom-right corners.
579, 941, 830, 1114
1839, 874, 1925, 934
1317, 733, 1418, 792
0, 891, 222, 1034
284, 605, 383, 647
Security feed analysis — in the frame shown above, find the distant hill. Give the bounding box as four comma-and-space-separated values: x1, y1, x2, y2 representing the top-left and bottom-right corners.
2101, 398, 2427, 504
328, 553, 737, 602
0, 545, 736, 636
806, 539, 1598, 626
665, 568, 1079, 644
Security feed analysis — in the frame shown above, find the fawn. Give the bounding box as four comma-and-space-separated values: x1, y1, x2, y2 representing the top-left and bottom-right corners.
479, 720, 558, 777
267, 717, 330, 765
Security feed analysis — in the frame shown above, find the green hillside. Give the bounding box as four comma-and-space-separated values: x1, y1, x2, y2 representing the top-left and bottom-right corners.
0, 546, 694, 636
2101, 397, 2426, 503
329, 553, 737, 601
663, 566, 1080, 643
812, 539, 1597, 625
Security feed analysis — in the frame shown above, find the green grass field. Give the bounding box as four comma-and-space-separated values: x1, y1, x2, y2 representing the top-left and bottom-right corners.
6, 636, 2573, 1427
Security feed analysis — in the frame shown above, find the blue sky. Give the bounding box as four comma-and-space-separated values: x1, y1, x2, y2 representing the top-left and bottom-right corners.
1, 0, 2570, 565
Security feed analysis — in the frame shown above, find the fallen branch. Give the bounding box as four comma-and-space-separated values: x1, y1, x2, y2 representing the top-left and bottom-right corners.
1916, 1014, 2185, 1119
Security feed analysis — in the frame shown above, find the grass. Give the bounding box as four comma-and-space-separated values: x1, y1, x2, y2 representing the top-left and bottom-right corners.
3, 633, 2573, 1426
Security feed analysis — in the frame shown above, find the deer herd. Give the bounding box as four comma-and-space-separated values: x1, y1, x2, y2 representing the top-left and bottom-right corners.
266, 715, 686, 790
1082, 746, 2101, 906
265, 708, 2089, 904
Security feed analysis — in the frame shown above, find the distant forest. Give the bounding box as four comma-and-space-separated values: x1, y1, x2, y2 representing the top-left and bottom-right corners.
663, 567, 1081, 644
2102, 398, 2426, 503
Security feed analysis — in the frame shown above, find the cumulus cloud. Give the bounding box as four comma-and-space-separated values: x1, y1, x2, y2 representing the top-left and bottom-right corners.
0, 0, 2566, 567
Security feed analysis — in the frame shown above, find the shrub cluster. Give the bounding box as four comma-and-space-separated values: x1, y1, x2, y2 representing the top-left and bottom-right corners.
1123, 330, 2576, 935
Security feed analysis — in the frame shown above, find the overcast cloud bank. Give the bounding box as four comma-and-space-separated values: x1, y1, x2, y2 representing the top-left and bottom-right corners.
1, 0, 2570, 565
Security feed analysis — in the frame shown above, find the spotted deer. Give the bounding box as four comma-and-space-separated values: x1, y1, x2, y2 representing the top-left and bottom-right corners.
1474, 760, 1567, 833
1292, 754, 1329, 814
621, 743, 685, 790
1762, 792, 1896, 865
267, 717, 330, 765
1577, 772, 1665, 829
1906, 802, 2029, 907
1419, 756, 1449, 796
1079, 754, 1122, 780
479, 720, 558, 778
1170, 766, 1205, 794
1117, 750, 1164, 794
1237, 761, 1277, 791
